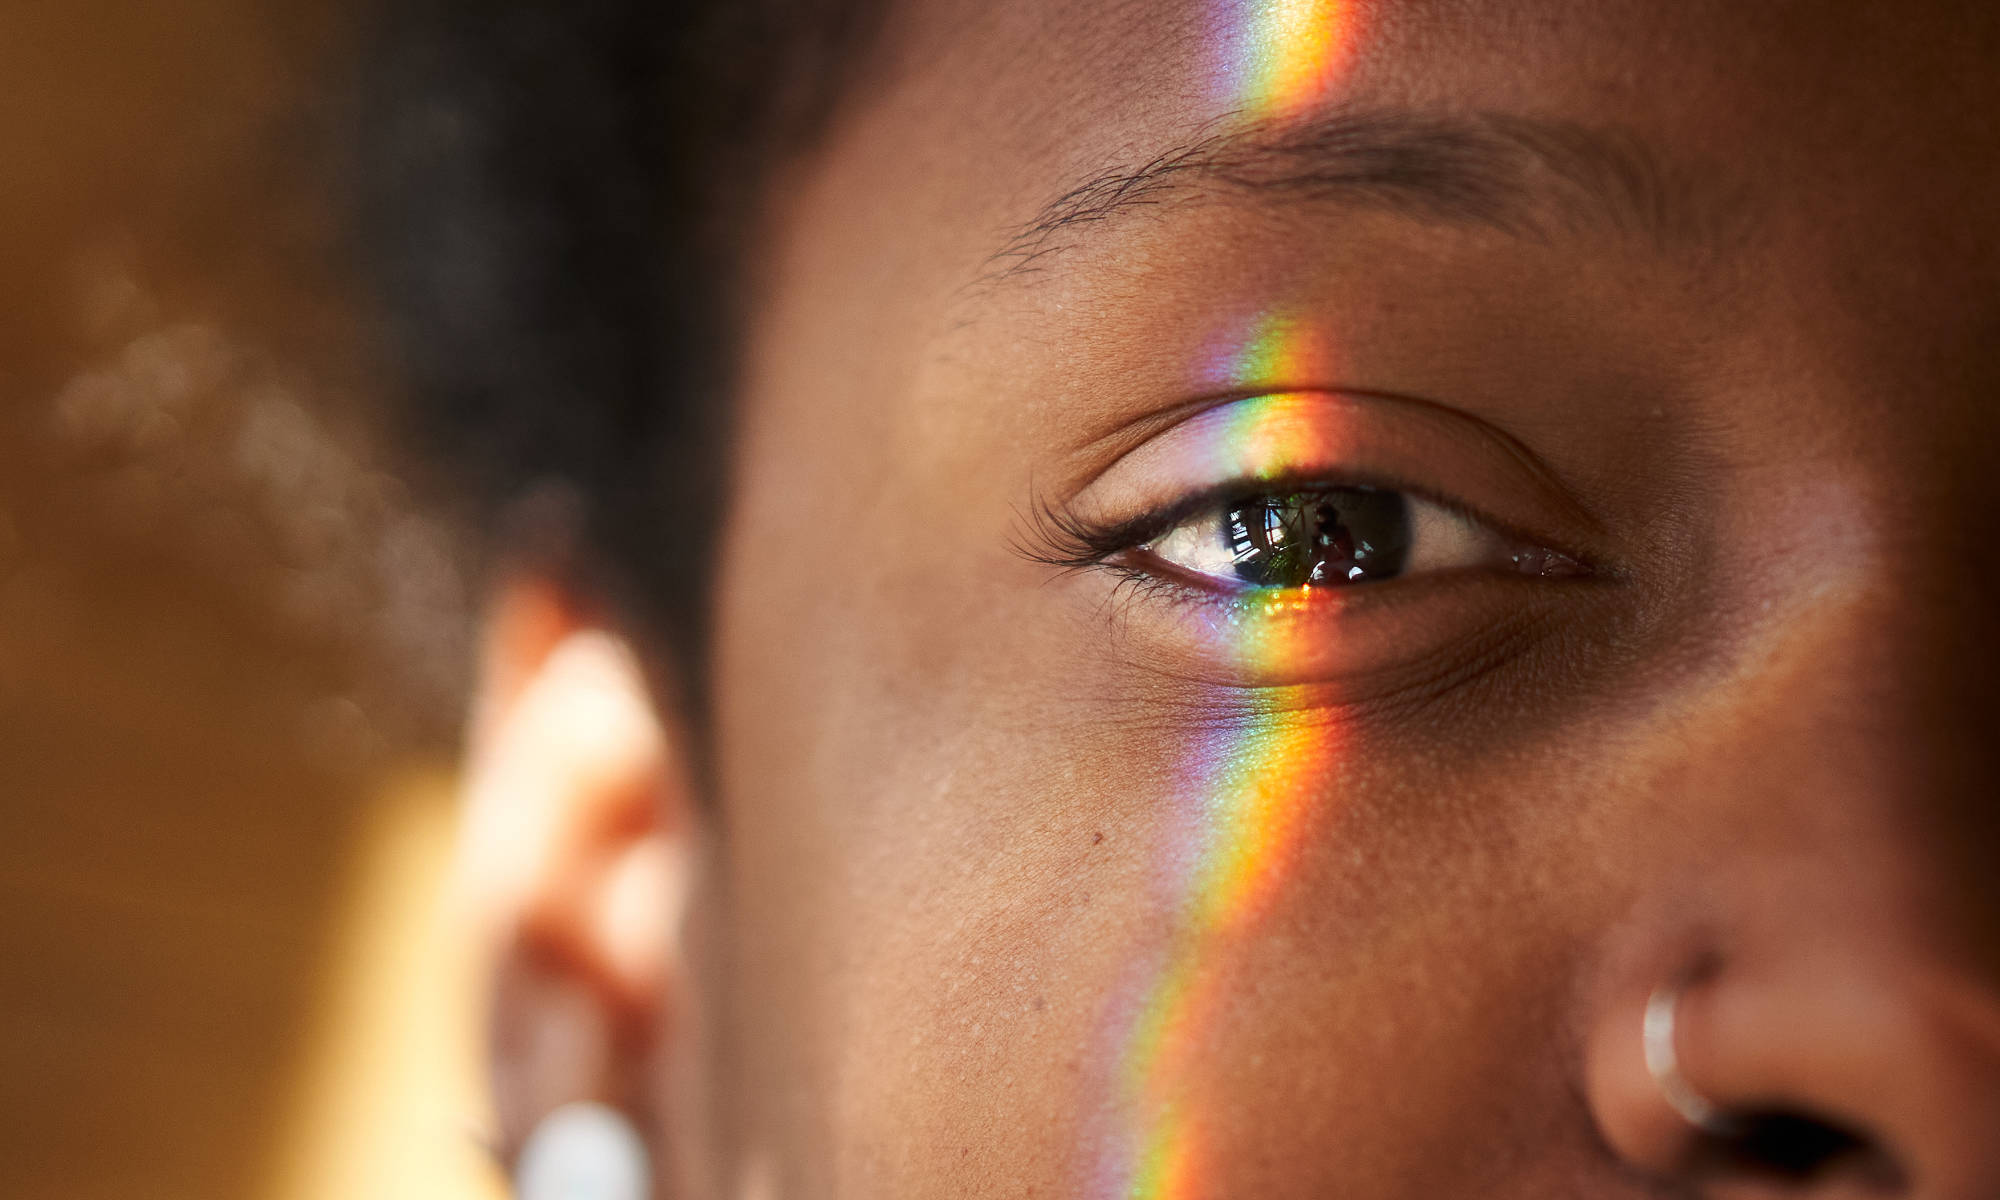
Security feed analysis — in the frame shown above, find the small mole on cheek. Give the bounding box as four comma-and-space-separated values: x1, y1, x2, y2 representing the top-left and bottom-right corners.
1092, 831, 1104, 845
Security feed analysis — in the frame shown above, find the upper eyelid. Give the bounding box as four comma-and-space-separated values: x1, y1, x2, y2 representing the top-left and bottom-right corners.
1032, 391, 1608, 566
1080, 393, 1477, 513
1055, 391, 1603, 524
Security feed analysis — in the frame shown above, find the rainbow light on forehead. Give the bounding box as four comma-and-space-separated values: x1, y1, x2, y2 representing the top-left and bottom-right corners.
1094, 325, 1348, 1199
1210, 309, 1332, 392
1218, 0, 1354, 120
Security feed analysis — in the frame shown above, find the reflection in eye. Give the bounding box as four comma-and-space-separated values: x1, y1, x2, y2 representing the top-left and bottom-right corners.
1144, 485, 1543, 591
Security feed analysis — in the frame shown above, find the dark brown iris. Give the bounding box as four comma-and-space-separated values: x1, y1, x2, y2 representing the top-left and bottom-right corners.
1224, 487, 1411, 588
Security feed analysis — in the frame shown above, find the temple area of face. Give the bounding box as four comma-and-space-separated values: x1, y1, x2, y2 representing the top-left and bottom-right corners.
975, 105, 1716, 295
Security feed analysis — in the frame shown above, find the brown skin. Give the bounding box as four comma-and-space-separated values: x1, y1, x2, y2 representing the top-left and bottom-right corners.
463, 2, 2000, 1197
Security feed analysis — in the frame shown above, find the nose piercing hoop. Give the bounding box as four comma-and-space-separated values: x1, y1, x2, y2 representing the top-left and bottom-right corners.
1643, 981, 1742, 1137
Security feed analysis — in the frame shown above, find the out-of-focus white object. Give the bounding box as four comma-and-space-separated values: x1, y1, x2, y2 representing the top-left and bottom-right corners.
514, 1102, 651, 1200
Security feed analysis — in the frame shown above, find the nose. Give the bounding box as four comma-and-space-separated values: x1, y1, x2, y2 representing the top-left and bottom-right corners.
1582, 541, 2000, 1197
1586, 873, 2000, 1198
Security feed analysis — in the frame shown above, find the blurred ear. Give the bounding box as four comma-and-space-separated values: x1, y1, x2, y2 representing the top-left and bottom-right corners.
453, 575, 695, 1162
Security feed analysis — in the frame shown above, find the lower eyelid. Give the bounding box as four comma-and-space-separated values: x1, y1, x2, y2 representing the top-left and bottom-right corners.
1082, 562, 1587, 700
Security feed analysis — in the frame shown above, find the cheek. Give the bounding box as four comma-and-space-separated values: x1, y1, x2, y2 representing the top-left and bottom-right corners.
710, 546, 1642, 1198
707, 384, 1642, 1194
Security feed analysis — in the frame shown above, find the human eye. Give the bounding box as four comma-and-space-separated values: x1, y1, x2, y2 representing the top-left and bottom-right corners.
1139, 484, 1574, 594
1030, 392, 1588, 602
1022, 392, 1605, 690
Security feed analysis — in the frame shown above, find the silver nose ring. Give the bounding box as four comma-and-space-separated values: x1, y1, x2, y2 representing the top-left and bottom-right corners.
1643, 980, 1742, 1136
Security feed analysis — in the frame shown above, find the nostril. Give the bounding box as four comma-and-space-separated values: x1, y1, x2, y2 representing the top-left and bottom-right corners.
1587, 944, 2000, 1197
1702, 1109, 1907, 1191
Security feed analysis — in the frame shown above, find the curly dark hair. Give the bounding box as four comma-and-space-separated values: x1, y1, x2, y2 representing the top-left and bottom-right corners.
355, 0, 887, 704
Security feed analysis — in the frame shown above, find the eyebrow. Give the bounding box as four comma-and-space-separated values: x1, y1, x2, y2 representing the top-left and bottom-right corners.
977, 107, 1713, 288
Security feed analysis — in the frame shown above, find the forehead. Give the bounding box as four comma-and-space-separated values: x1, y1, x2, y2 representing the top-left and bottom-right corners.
850, 0, 1999, 222
738, 0, 2000, 515
763, 0, 2000, 360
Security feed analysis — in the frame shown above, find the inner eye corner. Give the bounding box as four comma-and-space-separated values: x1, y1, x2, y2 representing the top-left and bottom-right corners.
1504, 540, 1595, 580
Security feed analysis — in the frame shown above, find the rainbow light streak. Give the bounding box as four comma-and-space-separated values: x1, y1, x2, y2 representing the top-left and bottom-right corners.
1206, 309, 1335, 392
1216, 0, 1355, 121
1100, 0, 1361, 1175
1096, 340, 1348, 1200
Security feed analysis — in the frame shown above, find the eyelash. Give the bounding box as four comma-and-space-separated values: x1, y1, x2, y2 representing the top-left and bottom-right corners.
1018, 497, 1217, 614
1014, 495, 1209, 615
1017, 494, 1191, 574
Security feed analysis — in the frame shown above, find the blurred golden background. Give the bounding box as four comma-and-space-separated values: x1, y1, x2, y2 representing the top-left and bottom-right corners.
1, 3, 497, 1196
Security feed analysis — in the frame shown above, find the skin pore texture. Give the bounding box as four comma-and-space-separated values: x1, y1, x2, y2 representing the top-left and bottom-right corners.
461, 1, 2000, 1198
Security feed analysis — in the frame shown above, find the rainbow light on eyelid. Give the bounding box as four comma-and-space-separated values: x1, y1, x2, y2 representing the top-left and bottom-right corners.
1218, 0, 1354, 120
1095, 324, 1347, 1200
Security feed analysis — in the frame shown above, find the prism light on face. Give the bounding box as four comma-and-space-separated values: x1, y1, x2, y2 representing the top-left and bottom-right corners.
1213, 0, 1356, 120
1099, 668, 1344, 1198
1097, 319, 1352, 1200
1203, 309, 1339, 392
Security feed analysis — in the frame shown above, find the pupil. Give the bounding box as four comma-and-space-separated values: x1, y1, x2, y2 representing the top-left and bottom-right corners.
1225, 487, 1411, 588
